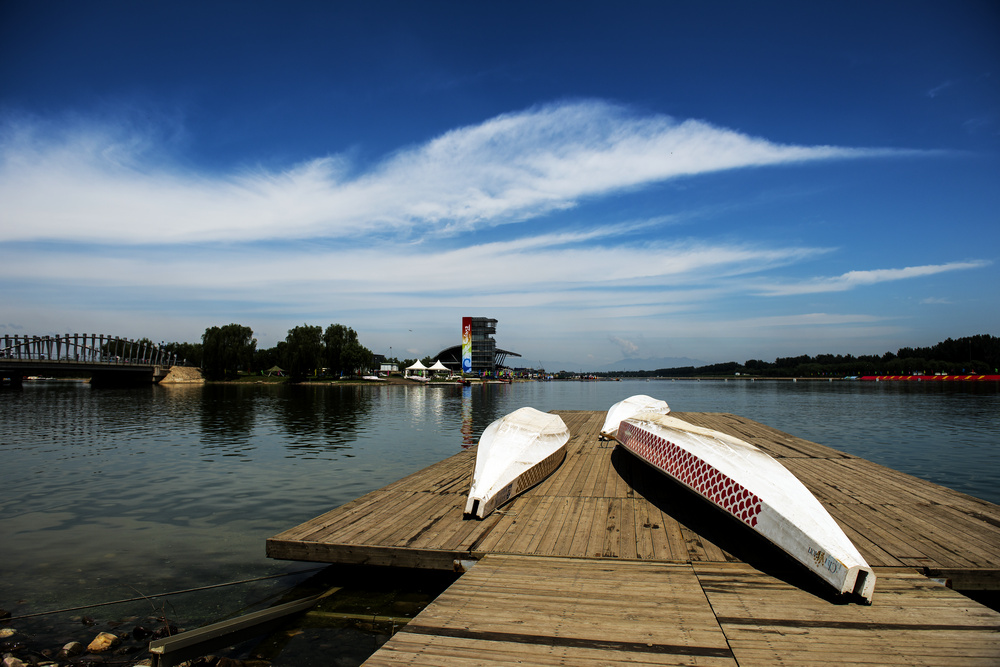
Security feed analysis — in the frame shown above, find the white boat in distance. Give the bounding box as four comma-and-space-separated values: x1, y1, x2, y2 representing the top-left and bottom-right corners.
608, 403, 876, 603
600, 394, 670, 438
465, 407, 570, 520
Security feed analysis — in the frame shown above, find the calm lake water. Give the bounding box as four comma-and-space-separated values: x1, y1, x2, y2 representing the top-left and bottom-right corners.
2, 378, 998, 661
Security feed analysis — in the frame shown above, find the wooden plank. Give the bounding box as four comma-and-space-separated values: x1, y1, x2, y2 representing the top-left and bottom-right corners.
586, 497, 613, 559
897, 504, 1000, 567
549, 497, 586, 556
568, 496, 600, 558
405, 501, 472, 551
150, 594, 323, 667
266, 540, 462, 569
364, 554, 736, 667
512, 495, 556, 554
531, 496, 572, 556
828, 503, 907, 567
600, 498, 623, 559
829, 501, 932, 561
365, 555, 1000, 666
693, 562, 1000, 667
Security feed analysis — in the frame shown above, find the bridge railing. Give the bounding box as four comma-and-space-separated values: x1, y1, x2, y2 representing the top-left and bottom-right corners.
0, 334, 181, 367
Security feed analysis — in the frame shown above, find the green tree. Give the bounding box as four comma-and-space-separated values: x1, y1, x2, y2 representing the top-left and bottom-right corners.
202, 324, 256, 380
254, 343, 284, 375
284, 324, 323, 381
323, 324, 353, 376
164, 341, 203, 367
343, 338, 373, 375
323, 323, 373, 376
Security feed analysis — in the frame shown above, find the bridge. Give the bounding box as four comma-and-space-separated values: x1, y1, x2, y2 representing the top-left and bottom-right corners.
1, 334, 182, 388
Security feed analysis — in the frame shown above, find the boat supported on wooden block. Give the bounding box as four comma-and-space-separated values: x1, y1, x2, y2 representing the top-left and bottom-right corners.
464, 407, 569, 520
611, 408, 876, 603
600, 394, 670, 438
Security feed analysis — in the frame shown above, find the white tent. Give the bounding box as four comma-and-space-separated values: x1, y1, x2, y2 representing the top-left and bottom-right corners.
405, 360, 429, 380
428, 360, 449, 373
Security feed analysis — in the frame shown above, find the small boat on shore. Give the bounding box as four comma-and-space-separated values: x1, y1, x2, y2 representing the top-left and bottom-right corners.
605, 400, 876, 602
464, 407, 569, 519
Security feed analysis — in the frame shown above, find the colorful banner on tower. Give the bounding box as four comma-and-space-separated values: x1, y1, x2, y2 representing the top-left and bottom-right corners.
462, 317, 472, 373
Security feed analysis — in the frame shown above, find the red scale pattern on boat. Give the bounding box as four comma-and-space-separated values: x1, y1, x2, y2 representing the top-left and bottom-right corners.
620, 421, 763, 527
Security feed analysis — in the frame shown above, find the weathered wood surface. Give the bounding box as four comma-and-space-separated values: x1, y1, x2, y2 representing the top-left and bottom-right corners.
267, 411, 1000, 584
364, 554, 1000, 666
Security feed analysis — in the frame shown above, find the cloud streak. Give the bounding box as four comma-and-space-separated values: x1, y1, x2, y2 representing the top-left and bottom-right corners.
0, 236, 824, 301
1, 100, 900, 245
754, 261, 991, 296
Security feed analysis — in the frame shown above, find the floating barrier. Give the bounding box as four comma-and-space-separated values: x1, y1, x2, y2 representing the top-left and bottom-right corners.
860, 375, 1000, 381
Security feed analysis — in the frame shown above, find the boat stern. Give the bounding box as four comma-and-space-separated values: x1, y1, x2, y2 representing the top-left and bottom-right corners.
463, 484, 511, 520
845, 565, 877, 604
464, 495, 485, 519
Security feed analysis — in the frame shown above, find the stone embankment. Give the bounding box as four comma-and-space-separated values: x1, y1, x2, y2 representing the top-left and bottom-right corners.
158, 366, 205, 384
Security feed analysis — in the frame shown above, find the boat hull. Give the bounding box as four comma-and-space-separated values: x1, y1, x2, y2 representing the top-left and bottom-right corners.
467, 445, 566, 519
465, 407, 569, 520
617, 414, 875, 602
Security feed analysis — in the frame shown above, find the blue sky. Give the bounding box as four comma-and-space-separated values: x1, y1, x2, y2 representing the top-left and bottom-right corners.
1, 1, 997, 369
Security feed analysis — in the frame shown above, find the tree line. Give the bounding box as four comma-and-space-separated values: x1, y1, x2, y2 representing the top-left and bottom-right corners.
162, 323, 375, 381
598, 334, 1000, 378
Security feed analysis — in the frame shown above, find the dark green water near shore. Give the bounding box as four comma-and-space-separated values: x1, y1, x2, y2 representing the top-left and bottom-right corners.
2, 378, 997, 663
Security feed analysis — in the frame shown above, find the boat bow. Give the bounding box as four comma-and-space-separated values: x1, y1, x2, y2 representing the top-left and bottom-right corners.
600, 394, 670, 438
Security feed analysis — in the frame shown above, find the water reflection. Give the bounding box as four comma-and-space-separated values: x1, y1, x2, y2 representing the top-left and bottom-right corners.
461, 386, 473, 446
273, 385, 375, 459
198, 384, 258, 458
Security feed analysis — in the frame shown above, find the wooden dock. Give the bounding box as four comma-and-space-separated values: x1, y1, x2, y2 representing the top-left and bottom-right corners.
365, 555, 1000, 666
267, 411, 1000, 665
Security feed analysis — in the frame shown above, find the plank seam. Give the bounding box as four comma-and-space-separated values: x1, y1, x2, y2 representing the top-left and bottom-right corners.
399, 624, 735, 658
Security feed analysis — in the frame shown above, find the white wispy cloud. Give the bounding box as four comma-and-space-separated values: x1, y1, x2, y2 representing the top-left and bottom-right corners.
754, 261, 990, 296
0, 100, 898, 245
723, 313, 885, 327
0, 236, 824, 300
926, 80, 955, 98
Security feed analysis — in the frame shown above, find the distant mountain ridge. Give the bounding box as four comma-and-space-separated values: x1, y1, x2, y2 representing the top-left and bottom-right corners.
535, 356, 708, 373
596, 356, 708, 372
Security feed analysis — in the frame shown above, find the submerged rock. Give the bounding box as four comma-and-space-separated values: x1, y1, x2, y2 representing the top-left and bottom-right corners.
58, 640, 85, 658
86, 631, 120, 653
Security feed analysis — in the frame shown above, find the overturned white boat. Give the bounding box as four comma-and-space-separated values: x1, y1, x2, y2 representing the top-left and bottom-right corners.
610, 408, 876, 603
464, 407, 569, 519
600, 394, 670, 438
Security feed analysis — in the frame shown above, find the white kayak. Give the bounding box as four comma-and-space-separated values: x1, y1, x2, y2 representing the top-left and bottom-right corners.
600, 394, 670, 438
613, 410, 876, 603
464, 407, 569, 519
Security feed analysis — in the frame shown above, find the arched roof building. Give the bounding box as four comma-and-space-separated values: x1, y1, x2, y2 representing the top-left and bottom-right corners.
434, 344, 521, 373
435, 317, 520, 374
